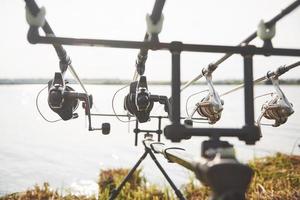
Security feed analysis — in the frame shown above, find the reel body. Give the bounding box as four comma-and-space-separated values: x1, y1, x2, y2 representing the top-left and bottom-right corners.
261, 97, 291, 126
196, 96, 223, 125
48, 72, 79, 120
124, 76, 154, 123
196, 72, 224, 124
47, 72, 110, 134
124, 76, 169, 123
257, 76, 294, 127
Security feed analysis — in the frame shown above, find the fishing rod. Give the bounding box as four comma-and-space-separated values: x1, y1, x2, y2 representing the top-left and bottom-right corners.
221, 61, 300, 97
124, 0, 167, 124
25, 0, 110, 134
180, 0, 300, 92
221, 61, 299, 127
132, 0, 165, 81
187, 61, 299, 126
181, 1, 300, 126
25, 0, 88, 94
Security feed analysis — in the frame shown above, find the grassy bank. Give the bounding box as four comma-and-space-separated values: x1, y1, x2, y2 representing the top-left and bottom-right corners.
1, 153, 299, 200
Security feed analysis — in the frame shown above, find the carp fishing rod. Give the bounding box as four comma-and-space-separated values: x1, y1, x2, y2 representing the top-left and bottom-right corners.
221, 61, 300, 97
25, 0, 111, 134
132, 0, 165, 81
186, 61, 299, 127
124, 0, 168, 126
181, 0, 300, 92
223, 61, 299, 127
25, 0, 171, 136
181, 0, 300, 126
25, 0, 87, 94
24, 0, 198, 133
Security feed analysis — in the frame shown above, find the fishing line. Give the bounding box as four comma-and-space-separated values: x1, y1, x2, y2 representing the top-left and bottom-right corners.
181, 2, 300, 92
221, 61, 300, 97
290, 137, 300, 155
254, 92, 274, 100
35, 85, 62, 123
185, 89, 209, 117
111, 84, 135, 123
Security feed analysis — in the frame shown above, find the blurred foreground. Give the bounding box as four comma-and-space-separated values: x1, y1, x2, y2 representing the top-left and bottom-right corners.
1, 153, 299, 200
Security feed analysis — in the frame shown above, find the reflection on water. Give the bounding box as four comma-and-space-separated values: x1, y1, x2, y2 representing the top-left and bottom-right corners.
0, 84, 299, 195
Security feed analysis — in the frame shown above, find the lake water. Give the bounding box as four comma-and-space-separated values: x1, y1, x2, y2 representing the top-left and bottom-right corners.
0, 84, 299, 196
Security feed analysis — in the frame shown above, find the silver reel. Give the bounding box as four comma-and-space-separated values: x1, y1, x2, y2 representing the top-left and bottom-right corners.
257, 76, 294, 127
196, 72, 224, 124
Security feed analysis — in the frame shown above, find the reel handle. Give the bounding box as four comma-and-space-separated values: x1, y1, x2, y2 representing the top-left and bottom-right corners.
91, 123, 111, 135
64, 91, 111, 135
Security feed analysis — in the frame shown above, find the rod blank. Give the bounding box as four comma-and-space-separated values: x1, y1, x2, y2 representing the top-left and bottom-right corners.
181, 0, 300, 91
220, 60, 300, 97
25, 0, 88, 94
133, 0, 166, 80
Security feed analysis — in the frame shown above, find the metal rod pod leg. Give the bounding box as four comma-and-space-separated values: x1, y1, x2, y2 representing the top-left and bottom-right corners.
109, 150, 148, 200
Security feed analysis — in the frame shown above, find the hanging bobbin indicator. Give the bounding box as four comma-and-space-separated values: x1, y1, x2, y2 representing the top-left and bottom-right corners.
257, 20, 276, 49
146, 13, 164, 43
25, 5, 46, 28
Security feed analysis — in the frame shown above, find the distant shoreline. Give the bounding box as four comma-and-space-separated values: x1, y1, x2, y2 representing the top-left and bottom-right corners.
0, 78, 299, 85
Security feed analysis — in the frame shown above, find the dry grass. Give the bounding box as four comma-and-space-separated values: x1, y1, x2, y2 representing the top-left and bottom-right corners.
247, 153, 300, 200
1, 153, 299, 200
97, 168, 173, 200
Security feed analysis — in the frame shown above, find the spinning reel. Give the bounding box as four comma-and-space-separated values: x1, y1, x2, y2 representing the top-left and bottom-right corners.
195, 67, 224, 124
257, 75, 294, 127
124, 76, 169, 123
48, 73, 79, 120
48, 72, 110, 134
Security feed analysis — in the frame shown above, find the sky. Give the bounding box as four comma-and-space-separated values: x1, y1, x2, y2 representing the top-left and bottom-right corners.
1, 0, 300, 82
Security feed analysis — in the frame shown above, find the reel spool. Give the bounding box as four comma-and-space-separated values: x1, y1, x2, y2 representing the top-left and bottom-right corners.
124, 76, 154, 123
258, 95, 294, 127
48, 72, 79, 120
48, 72, 110, 134
257, 76, 294, 127
195, 72, 224, 124
196, 95, 223, 124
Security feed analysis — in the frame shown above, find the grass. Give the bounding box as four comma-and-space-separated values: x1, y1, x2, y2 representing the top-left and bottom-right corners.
1, 153, 299, 200
247, 153, 300, 200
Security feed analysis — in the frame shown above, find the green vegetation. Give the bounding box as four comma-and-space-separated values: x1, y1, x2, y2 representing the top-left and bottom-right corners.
1, 153, 299, 200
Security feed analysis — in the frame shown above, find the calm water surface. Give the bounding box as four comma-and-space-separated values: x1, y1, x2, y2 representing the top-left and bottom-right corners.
0, 84, 299, 195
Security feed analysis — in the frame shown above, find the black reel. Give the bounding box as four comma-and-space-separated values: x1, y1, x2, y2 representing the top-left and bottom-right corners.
48, 72, 110, 134
48, 72, 79, 120
124, 76, 154, 123
124, 76, 169, 123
